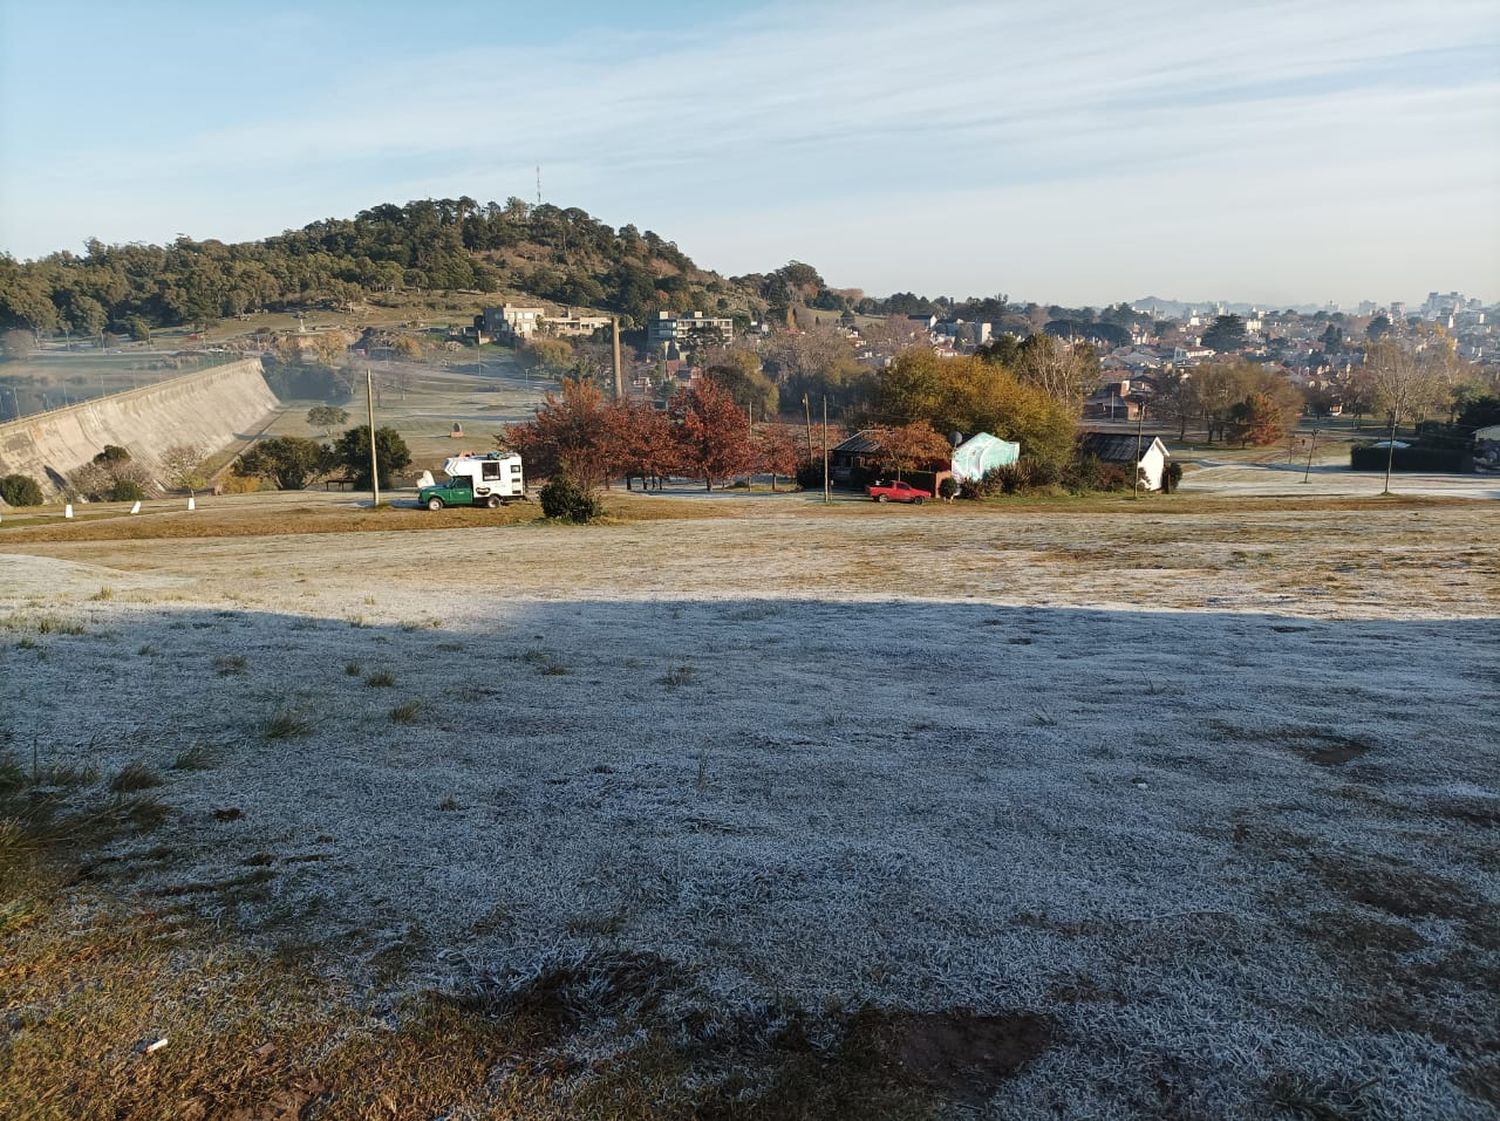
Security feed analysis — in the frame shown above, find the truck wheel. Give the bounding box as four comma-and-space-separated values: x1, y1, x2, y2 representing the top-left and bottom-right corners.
485, 494, 502, 509
426, 496, 444, 511
913, 496, 925, 506
876, 494, 888, 503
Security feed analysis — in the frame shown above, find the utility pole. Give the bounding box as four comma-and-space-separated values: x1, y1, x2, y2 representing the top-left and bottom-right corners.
1302, 424, 1319, 483
802, 393, 814, 463
1382, 408, 1399, 496
611, 317, 624, 400
822, 395, 830, 505
1132, 400, 1146, 498
366, 368, 380, 508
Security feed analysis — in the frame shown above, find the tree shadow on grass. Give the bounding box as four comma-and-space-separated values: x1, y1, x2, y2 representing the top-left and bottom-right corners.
1, 597, 1496, 1120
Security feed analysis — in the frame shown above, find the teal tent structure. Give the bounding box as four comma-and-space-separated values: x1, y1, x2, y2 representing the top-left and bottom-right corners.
951, 432, 1019, 481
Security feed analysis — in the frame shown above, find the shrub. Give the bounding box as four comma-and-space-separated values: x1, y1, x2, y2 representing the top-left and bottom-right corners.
1062, 454, 1102, 494
1164, 462, 1184, 494
0, 474, 43, 507
995, 462, 1028, 495
93, 445, 131, 465
539, 473, 603, 523
69, 462, 113, 500
1349, 443, 1473, 473
1095, 464, 1130, 491
938, 476, 958, 501
959, 467, 1006, 500
109, 479, 146, 502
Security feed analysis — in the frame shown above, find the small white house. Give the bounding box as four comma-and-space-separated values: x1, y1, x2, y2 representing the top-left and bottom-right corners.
1077, 432, 1172, 491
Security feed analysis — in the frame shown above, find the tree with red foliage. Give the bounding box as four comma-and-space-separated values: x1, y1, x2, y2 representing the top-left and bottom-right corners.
604, 399, 677, 490
869, 420, 952, 480
499, 377, 611, 488
670, 380, 756, 491
754, 423, 803, 491
1226, 391, 1285, 447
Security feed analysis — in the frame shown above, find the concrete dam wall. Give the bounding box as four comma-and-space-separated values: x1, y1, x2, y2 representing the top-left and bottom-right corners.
0, 357, 279, 499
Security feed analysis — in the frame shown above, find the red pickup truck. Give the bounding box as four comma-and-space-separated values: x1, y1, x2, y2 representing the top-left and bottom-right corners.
866, 480, 931, 505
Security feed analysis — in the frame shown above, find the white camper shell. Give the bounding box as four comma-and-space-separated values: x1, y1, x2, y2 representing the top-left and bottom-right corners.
445, 452, 526, 501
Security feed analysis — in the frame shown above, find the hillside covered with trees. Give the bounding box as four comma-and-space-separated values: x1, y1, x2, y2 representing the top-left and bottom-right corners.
0, 195, 1198, 350
0, 198, 785, 338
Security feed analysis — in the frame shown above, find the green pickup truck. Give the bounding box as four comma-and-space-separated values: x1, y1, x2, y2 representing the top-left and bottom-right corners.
420, 479, 488, 509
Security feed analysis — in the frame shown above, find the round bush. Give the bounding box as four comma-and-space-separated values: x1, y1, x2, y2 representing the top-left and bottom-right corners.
0, 473, 43, 507
539, 473, 603, 523
110, 479, 147, 502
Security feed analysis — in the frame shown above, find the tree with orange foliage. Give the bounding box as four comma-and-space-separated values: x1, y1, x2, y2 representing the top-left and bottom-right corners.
1226, 391, 1285, 447
605, 399, 676, 491
670, 380, 756, 491
754, 422, 803, 491
499, 377, 612, 488
869, 420, 952, 480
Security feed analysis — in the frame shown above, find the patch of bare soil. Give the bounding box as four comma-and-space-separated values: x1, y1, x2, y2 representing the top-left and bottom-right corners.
1317, 856, 1477, 920
856, 1008, 1054, 1104
1209, 721, 1374, 767
1301, 737, 1372, 766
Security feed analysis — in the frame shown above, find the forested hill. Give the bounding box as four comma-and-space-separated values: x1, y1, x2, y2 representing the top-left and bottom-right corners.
0, 197, 787, 337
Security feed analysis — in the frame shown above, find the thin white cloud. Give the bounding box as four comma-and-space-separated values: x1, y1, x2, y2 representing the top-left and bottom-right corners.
3, 0, 1496, 302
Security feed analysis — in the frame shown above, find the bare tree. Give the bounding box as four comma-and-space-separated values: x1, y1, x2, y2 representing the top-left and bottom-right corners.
159, 443, 209, 496
1363, 340, 1448, 494
1014, 333, 1090, 404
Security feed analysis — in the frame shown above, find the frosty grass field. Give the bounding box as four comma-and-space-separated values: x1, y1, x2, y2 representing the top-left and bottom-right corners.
1, 495, 1496, 1119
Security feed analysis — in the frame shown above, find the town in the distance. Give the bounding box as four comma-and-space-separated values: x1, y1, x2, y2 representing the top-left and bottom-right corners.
0, 200, 1495, 513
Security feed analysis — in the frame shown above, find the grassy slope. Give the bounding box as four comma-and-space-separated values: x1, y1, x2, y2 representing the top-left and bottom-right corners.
1, 501, 1496, 1120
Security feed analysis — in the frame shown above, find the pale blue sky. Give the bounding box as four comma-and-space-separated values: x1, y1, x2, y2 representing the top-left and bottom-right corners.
2, 0, 1497, 306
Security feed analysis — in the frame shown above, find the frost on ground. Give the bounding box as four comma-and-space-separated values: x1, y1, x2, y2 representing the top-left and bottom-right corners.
1, 503, 1497, 1119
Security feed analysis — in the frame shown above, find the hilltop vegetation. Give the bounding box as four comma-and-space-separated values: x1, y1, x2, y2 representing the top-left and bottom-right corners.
0, 196, 1174, 350
0, 199, 779, 338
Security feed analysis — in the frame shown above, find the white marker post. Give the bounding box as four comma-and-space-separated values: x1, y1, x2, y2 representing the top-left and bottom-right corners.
130, 500, 142, 514
187, 496, 196, 512
64, 503, 74, 519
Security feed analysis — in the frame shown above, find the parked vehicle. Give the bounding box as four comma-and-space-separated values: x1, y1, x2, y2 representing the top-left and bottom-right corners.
866, 479, 931, 505
419, 452, 527, 510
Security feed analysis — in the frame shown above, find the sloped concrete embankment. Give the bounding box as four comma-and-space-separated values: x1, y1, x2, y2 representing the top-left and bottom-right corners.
0, 358, 279, 499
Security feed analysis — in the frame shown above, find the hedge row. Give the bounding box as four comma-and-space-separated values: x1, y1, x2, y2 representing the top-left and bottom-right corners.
1350, 445, 1474, 473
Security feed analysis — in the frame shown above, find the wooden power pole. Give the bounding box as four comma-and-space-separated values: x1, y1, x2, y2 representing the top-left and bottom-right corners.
366, 368, 380, 508
802, 393, 814, 463
822, 396, 830, 505
1132, 400, 1146, 498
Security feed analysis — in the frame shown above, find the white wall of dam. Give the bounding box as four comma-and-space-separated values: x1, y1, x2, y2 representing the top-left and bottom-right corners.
0, 357, 279, 499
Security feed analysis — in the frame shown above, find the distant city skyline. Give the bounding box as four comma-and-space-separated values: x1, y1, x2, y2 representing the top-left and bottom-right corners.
1, 0, 1496, 307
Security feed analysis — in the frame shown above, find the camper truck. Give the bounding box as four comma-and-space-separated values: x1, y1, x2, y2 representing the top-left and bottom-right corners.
419, 452, 526, 510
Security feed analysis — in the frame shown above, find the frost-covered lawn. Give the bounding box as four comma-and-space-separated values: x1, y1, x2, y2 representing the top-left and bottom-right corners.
2, 501, 1497, 1119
